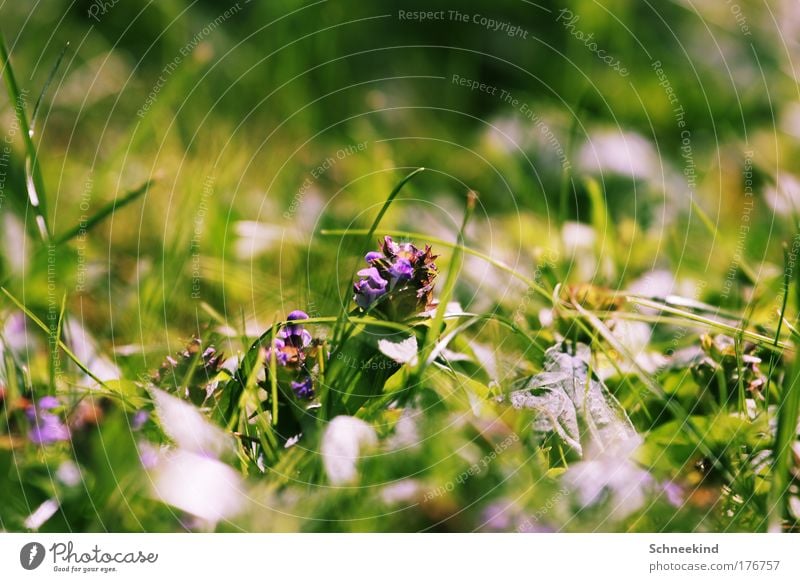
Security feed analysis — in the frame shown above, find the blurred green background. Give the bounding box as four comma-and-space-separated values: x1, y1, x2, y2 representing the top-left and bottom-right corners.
2, 0, 796, 348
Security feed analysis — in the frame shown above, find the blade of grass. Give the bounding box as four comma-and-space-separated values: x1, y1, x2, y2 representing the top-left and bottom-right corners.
0, 29, 49, 242
691, 197, 757, 285
767, 237, 800, 532
734, 336, 746, 414
414, 191, 477, 378
731, 270, 760, 414
625, 292, 743, 321
626, 296, 790, 351
423, 312, 546, 370
198, 301, 229, 329
1, 287, 108, 389
268, 326, 278, 424
53, 179, 154, 245
361, 167, 426, 259
49, 292, 67, 393
782, 317, 800, 340
585, 177, 615, 280
767, 343, 800, 532
764, 243, 792, 406
559, 89, 586, 223
30, 42, 69, 129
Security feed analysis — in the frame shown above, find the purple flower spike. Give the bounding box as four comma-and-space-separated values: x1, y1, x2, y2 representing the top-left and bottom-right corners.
291, 376, 315, 399
353, 236, 438, 318
265, 310, 316, 369
261, 309, 323, 405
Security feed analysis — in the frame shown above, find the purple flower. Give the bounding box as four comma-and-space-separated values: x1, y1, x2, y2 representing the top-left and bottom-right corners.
26, 399, 70, 445
263, 307, 322, 404
280, 328, 312, 349
389, 258, 413, 281
29, 416, 70, 445
265, 338, 292, 366
354, 267, 389, 309
37, 395, 60, 410
132, 410, 150, 431
262, 310, 322, 402
287, 310, 309, 326
281, 310, 312, 348
381, 236, 401, 256
291, 376, 314, 399
358, 267, 388, 288
138, 441, 160, 469
661, 481, 683, 507
353, 236, 438, 318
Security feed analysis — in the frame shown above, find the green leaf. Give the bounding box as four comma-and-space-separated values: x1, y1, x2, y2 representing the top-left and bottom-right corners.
326, 322, 405, 416
102, 379, 148, 408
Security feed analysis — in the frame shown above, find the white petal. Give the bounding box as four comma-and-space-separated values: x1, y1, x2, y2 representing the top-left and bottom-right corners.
150, 388, 234, 458
378, 335, 418, 365
151, 449, 246, 523
24, 499, 60, 531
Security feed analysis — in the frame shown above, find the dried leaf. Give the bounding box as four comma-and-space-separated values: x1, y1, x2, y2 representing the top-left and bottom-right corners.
510, 343, 637, 456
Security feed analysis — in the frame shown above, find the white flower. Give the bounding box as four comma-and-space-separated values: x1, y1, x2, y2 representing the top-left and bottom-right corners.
765, 173, 800, 216
321, 416, 377, 485
563, 439, 654, 522
151, 449, 246, 524
579, 130, 656, 179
